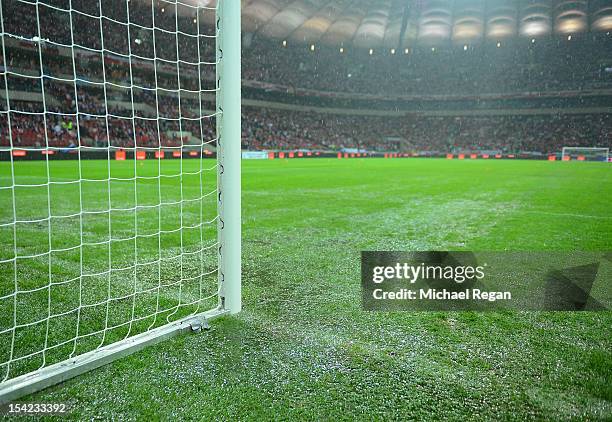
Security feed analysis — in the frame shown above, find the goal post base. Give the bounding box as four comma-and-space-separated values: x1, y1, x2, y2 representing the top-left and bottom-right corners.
0, 308, 230, 405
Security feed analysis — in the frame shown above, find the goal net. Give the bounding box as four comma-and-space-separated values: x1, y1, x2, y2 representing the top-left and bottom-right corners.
561, 147, 609, 162
0, 0, 240, 401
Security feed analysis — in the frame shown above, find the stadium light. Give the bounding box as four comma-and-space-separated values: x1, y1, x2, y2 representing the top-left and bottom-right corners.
310, 44, 315, 51
340, 47, 344, 53
567, 35, 572, 40
431, 47, 436, 52
369, 48, 374, 55
497, 41, 501, 48
463, 45, 468, 51
531, 38, 536, 43
282, 40, 287, 47
390, 48, 396, 55
161, 7, 165, 13
404, 48, 409, 54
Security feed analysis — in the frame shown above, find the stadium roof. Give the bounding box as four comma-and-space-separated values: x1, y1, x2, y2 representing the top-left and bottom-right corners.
233, 0, 612, 47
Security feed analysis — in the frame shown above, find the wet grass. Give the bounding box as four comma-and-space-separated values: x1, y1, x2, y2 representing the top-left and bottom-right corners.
2, 157, 612, 420
0, 157, 219, 381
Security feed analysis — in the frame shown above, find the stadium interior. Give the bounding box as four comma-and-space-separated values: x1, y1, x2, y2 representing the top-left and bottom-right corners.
1, 1, 611, 418
1, 0, 611, 157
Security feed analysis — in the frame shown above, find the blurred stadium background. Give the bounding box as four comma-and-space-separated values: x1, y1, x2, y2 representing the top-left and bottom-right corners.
1, 0, 611, 157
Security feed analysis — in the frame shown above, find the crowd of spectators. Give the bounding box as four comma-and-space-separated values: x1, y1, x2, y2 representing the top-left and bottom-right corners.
5, 97, 609, 154
0, 90, 215, 150
1, 68, 610, 154
3, 0, 216, 65
240, 108, 612, 154
243, 35, 612, 96
0, 1, 610, 154
6, 0, 610, 99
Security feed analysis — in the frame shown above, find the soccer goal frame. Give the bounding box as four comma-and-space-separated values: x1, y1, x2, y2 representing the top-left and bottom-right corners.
561, 147, 609, 161
0, 0, 240, 404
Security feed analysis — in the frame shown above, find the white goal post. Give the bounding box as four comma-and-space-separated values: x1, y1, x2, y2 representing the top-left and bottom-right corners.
0, 0, 240, 403
561, 147, 609, 161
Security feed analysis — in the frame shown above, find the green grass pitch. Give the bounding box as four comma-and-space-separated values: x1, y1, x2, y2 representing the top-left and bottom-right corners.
1, 157, 611, 419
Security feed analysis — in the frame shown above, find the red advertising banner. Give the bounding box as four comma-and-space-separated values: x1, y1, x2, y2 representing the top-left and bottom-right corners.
458, 154, 465, 160
268, 151, 275, 159
482, 154, 489, 159
298, 152, 303, 157
446, 154, 454, 159
279, 152, 285, 159
548, 155, 556, 161
470, 154, 477, 159
577, 155, 585, 161
115, 150, 126, 161
136, 151, 146, 160
155, 150, 165, 159
562, 155, 571, 161
288, 152, 294, 158
337, 152, 342, 159
173, 151, 182, 157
